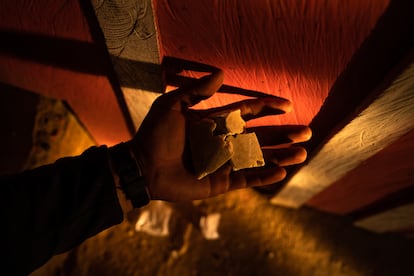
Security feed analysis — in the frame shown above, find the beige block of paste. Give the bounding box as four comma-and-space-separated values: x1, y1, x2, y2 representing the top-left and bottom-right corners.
227, 133, 265, 171
189, 119, 233, 179
213, 109, 245, 135
189, 109, 264, 179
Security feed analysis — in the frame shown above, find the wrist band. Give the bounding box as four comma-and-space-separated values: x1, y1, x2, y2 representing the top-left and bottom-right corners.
109, 142, 150, 208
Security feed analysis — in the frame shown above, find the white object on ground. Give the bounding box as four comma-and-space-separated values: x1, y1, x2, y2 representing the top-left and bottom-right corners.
135, 201, 172, 237
199, 213, 221, 240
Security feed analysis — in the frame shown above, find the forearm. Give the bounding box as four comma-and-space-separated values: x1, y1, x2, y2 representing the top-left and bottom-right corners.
0, 146, 124, 275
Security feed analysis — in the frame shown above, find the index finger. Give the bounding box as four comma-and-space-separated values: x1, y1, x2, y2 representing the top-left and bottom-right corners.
197, 97, 293, 121
249, 125, 312, 147
163, 70, 224, 109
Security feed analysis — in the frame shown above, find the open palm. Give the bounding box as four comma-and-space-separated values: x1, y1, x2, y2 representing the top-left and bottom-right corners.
129, 71, 311, 201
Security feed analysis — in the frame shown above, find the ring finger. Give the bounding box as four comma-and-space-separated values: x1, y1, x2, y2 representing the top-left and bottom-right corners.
262, 146, 307, 167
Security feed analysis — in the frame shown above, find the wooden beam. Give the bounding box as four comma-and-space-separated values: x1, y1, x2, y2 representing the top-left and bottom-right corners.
91, 0, 163, 130
307, 128, 414, 214
354, 203, 414, 234
347, 186, 414, 235
271, 59, 414, 207
270, 0, 414, 208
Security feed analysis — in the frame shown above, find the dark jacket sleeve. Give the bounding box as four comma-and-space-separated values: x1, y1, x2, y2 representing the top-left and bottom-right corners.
0, 146, 124, 275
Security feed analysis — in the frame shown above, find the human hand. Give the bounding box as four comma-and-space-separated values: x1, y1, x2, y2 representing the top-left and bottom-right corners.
128, 70, 311, 202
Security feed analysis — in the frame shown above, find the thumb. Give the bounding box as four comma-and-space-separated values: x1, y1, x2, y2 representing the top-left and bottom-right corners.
166, 70, 224, 108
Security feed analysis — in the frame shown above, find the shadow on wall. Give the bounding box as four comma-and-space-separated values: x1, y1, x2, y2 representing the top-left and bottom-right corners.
0, 30, 163, 92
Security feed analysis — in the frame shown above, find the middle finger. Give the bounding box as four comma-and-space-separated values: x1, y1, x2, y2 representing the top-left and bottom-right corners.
249, 125, 312, 148
195, 97, 293, 121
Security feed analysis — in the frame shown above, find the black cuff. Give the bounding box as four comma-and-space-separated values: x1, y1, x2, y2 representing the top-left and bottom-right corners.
109, 143, 150, 208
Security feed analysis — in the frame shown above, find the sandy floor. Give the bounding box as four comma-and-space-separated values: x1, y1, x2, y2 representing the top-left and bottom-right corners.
33, 188, 414, 276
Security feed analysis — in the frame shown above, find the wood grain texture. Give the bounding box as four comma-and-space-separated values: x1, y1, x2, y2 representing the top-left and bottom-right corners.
271, 61, 414, 207
91, 0, 163, 130
0, 0, 130, 145
153, 0, 389, 127
354, 203, 414, 234
307, 128, 414, 214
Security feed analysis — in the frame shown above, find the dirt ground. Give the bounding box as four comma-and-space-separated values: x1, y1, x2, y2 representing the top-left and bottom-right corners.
32, 188, 414, 276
